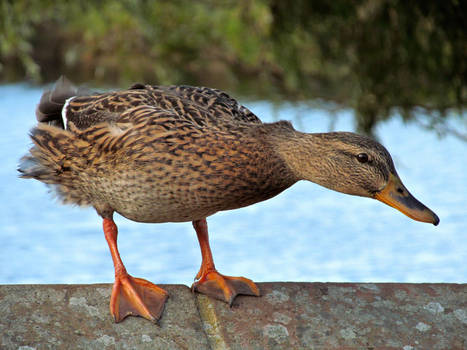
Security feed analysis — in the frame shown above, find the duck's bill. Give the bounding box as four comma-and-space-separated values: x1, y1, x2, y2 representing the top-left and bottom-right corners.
374, 174, 439, 226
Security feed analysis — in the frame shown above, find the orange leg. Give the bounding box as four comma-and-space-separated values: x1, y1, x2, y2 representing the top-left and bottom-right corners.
191, 219, 260, 305
103, 218, 168, 323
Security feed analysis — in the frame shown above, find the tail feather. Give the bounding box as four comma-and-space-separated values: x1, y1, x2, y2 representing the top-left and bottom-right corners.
18, 124, 92, 206
35, 76, 91, 128
20, 76, 97, 206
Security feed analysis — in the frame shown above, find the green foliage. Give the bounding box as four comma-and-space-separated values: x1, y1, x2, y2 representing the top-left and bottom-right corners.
0, 0, 465, 135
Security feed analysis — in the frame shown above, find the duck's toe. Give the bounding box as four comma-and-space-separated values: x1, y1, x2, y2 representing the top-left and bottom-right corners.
192, 270, 260, 306
110, 274, 168, 323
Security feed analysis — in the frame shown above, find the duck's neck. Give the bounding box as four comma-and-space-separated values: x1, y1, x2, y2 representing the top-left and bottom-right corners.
265, 124, 344, 192
275, 132, 323, 180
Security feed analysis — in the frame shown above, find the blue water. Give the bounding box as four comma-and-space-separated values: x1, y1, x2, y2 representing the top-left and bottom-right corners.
1, 84, 466, 285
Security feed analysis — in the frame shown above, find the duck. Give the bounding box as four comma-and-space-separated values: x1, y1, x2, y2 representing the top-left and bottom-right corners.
19, 77, 439, 323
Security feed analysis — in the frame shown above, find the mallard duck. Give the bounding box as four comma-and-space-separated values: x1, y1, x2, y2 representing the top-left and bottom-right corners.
19, 77, 439, 323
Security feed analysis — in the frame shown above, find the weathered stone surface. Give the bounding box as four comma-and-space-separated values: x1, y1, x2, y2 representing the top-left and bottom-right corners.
196, 283, 467, 350
1, 283, 466, 349
0, 284, 209, 350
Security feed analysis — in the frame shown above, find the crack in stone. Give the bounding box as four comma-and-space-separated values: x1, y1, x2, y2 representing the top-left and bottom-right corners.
194, 294, 228, 350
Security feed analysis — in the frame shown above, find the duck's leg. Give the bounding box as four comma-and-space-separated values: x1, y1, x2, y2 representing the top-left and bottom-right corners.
191, 219, 260, 305
103, 218, 168, 323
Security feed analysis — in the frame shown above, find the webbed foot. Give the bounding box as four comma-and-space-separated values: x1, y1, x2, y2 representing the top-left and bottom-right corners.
192, 268, 260, 305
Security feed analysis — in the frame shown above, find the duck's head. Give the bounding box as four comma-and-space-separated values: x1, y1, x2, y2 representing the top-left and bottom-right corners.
290, 131, 439, 225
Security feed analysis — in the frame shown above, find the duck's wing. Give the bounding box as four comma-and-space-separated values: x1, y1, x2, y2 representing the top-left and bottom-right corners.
113, 84, 262, 129
159, 85, 262, 126
62, 88, 161, 130
67, 84, 263, 131
37, 78, 262, 132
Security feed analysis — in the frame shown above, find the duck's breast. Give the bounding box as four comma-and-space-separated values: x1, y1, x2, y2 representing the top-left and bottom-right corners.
86, 128, 294, 223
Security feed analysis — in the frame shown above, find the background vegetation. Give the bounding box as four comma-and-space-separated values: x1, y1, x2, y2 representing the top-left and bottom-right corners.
1, 0, 465, 135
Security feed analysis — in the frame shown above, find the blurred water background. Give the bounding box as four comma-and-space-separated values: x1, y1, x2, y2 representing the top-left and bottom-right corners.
0, 1, 465, 285
1, 84, 465, 285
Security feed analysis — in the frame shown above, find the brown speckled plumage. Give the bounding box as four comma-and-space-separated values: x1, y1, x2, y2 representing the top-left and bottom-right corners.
21, 80, 297, 222
18, 77, 439, 323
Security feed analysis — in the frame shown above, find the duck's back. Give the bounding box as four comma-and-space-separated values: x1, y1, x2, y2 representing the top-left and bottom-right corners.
36, 78, 262, 131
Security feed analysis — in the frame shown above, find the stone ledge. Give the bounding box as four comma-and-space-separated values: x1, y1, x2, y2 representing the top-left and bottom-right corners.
0, 283, 466, 349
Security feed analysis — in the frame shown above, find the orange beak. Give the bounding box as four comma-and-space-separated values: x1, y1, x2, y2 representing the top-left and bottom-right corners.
374, 174, 439, 226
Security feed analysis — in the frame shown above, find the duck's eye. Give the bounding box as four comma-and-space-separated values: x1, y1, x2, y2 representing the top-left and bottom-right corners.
357, 153, 369, 163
